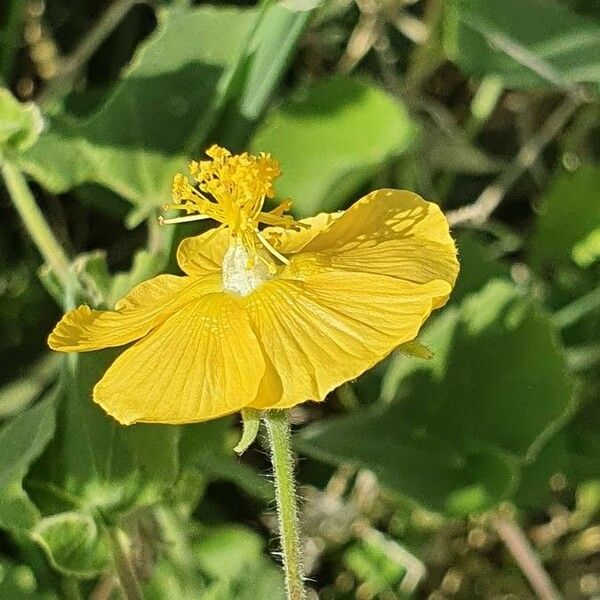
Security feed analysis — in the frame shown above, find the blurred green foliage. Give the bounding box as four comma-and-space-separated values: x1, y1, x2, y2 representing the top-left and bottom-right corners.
0, 0, 599, 598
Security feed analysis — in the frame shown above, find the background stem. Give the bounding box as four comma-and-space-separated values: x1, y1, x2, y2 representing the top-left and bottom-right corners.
263, 410, 306, 600
108, 528, 144, 600
39, 0, 145, 104
0, 0, 25, 80
493, 514, 561, 600
1, 161, 71, 286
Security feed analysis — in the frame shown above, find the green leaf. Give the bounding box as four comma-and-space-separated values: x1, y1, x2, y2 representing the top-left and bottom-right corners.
383, 234, 511, 401
31, 511, 109, 578
36, 351, 180, 515
195, 525, 263, 580
572, 227, 600, 269
422, 125, 503, 175
194, 526, 285, 600
145, 518, 285, 600
530, 166, 600, 270
0, 88, 43, 153
343, 537, 406, 594
299, 280, 574, 515
126, 424, 180, 486
217, 3, 312, 147
0, 557, 57, 600
0, 353, 60, 419
445, 0, 600, 89
449, 233, 512, 303
513, 434, 568, 509
563, 398, 600, 484
107, 248, 169, 309
180, 419, 272, 502
46, 352, 140, 501
17, 6, 258, 216
0, 393, 57, 531
298, 402, 518, 516
250, 75, 416, 217
144, 507, 209, 600
239, 5, 311, 122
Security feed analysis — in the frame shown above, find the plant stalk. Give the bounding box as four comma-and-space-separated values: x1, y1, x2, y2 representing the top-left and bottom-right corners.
264, 410, 306, 600
0, 0, 25, 80
493, 514, 561, 600
108, 528, 144, 600
1, 161, 71, 287
39, 0, 144, 104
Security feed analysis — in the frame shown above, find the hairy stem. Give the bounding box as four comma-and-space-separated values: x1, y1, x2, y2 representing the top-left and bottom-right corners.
264, 410, 306, 600
1, 161, 71, 286
109, 528, 144, 600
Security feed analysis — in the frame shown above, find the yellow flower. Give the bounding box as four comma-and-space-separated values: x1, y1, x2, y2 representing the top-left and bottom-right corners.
48, 145, 459, 425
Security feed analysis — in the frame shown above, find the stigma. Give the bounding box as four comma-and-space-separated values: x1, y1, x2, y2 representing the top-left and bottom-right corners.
222, 240, 273, 296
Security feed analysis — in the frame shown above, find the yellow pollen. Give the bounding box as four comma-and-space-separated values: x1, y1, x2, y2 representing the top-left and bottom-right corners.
164, 144, 306, 265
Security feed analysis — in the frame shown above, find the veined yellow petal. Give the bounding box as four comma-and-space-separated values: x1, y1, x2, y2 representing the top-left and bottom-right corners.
301, 189, 459, 306
249, 346, 283, 410
114, 274, 187, 311
177, 226, 229, 276
94, 293, 265, 425
245, 270, 451, 409
263, 213, 341, 254
48, 274, 221, 352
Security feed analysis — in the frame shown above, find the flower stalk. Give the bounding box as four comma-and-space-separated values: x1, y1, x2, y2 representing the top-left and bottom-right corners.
264, 410, 306, 600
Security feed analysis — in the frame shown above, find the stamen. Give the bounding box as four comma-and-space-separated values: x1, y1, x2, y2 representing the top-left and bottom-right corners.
255, 229, 290, 265
159, 214, 212, 226
166, 146, 301, 272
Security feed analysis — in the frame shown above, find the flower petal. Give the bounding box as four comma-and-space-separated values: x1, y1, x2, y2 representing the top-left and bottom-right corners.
245, 270, 451, 409
248, 347, 283, 410
301, 189, 459, 305
48, 274, 220, 352
264, 213, 341, 254
177, 226, 229, 276
176, 212, 340, 274
94, 293, 265, 425
114, 274, 187, 311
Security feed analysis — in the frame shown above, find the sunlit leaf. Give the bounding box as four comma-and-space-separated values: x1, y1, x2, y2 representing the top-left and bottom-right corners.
530, 166, 600, 270
251, 75, 416, 216
217, 3, 312, 147
17, 6, 258, 219
299, 280, 574, 515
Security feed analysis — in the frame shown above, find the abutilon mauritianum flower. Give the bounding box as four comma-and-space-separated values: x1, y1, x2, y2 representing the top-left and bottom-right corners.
49, 145, 459, 425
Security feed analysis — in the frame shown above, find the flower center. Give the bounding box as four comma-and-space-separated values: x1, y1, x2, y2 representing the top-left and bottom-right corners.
160, 144, 305, 269
222, 240, 273, 296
